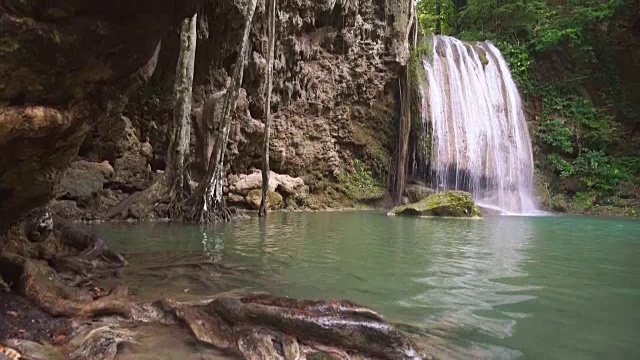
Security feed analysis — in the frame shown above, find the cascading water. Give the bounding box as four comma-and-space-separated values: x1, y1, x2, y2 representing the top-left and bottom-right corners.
421, 35, 537, 214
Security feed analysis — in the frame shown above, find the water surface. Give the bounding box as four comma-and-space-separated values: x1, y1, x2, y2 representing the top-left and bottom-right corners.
92, 212, 640, 359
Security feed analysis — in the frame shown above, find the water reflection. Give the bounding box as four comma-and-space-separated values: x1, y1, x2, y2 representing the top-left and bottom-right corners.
202, 226, 224, 263
89, 213, 640, 359
411, 218, 539, 350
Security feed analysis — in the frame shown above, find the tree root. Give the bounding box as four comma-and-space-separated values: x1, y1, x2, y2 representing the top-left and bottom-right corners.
159, 291, 425, 360
23, 260, 131, 318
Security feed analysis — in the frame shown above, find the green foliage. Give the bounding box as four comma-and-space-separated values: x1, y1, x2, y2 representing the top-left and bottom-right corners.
414, 0, 637, 208
336, 159, 386, 201
409, 42, 432, 87
547, 150, 639, 194
417, 0, 457, 35
547, 153, 574, 178
496, 41, 534, 94
531, 2, 617, 54
539, 118, 574, 154
539, 94, 613, 152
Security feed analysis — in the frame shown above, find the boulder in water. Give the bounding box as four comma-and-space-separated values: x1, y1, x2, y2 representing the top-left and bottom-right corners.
405, 185, 435, 203
389, 191, 481, 218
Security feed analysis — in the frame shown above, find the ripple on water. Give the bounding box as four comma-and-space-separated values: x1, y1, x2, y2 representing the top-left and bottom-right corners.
89, 212, 640, 359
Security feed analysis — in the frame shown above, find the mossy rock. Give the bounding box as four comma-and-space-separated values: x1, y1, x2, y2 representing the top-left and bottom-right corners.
405, 184, 435, 203
390, 190, 481, 218
246, 189, 283, 210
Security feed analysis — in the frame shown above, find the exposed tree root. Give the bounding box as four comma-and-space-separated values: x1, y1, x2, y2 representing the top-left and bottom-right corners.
159, 291, 425, 360
0, 208, 131, 320
23, 260, 131, 318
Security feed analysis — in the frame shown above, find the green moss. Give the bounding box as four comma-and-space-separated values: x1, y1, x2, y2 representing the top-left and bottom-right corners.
409, 41, 432, 87
391, 190, 481, 218
246, 189, 283, 210
336, 159, 386, 201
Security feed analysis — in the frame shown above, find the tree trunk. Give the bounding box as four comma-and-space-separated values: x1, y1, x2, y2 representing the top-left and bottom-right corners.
188, 0, 259, 223
392, 0, 415, 205
435, 0, 442, 35
259, 0, 277, 217
393, 66, 412, 206
167, 13, 197, 215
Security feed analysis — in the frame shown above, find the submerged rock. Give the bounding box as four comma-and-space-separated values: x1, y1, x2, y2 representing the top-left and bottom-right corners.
389, 191, 481, 218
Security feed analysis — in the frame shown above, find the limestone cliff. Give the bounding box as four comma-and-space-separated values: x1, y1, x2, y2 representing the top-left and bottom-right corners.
0, 0, 413, 226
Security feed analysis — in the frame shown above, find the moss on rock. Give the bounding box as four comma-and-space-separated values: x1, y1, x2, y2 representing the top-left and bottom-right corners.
246, 189, 283, 210
336, 160, 386, 201
390, 190, 482, 218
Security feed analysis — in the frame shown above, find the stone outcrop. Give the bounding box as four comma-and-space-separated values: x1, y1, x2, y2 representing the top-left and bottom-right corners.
57, 161, 114, 200
226, 170, 307, 210
389, 191, 482, 218
404, 184, 435, 203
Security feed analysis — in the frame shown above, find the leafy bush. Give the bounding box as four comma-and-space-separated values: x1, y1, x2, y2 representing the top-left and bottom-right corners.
539, 118, 574, 154
548, 153, 575, 178
496, 41, 534, 94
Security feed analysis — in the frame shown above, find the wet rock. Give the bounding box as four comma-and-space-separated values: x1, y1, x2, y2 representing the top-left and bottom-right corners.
67, 321, 136, 360
81, 116, 142, 163
405, 185, 434, 203
0, 292, 70, 343
4, 339, 59, 360
0, 2, 191, 231
49, 200, 85, 221
232, 171, 276, 195
246, 189, 283, 210
111, 154, 153, 192
390, 191, 481, 218
274, 173, 306, 195
57, 160, 114, 200
227, 193, 246, 205
139, 141, 154, 162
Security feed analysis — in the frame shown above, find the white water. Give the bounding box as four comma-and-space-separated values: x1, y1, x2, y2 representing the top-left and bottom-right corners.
422, 35, 537, 214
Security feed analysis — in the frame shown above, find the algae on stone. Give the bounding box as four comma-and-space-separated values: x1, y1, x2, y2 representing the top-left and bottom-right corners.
390, 190, 481, 218
247, 189, 283, 210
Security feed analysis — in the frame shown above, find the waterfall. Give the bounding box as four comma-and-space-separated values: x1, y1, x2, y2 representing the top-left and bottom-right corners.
421, 35, 537, 215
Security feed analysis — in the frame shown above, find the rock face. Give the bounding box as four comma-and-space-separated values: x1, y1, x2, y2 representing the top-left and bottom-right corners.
390, 191, 482, 218
405, 184, 435, 203
0, 2, 200, 231
116, 0, 413, 209
58, 161, 114, 200
1, 0, 413, 226
227, 170, 307, 210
